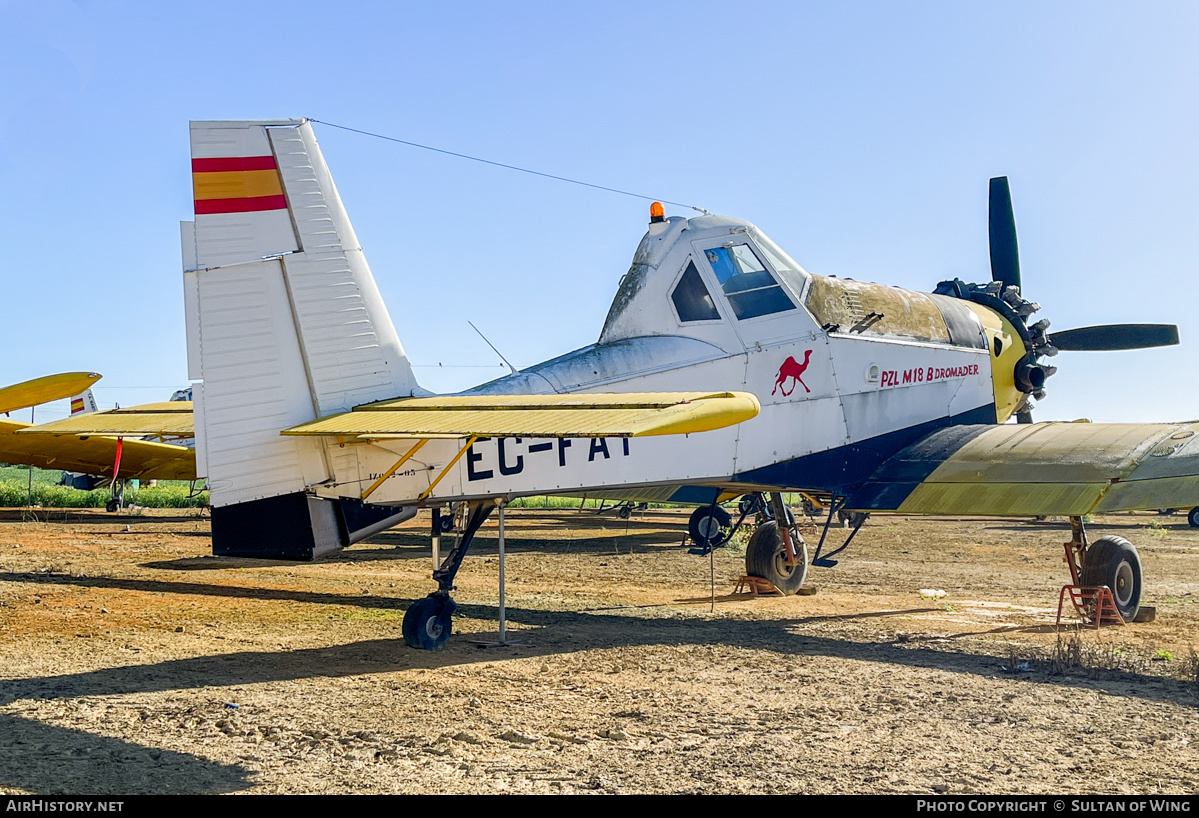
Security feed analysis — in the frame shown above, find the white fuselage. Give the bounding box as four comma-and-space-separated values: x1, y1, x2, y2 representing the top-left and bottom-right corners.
319, 216, 997, 507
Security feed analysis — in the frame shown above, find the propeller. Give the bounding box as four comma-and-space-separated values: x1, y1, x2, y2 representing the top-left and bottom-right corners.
1048, 324, 1179, 352
988, 177, 1021, 292
984, 176, 1179, 422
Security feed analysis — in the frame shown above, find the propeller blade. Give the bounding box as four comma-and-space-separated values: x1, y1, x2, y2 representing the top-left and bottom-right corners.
1049, 324, 1180, 351
988, 176, 1021, 292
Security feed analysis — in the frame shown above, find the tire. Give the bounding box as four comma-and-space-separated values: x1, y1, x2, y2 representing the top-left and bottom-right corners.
1188, 507, 1199, 528
105, 498, 119, 513
689, 505, 733, 549
737, 494, 763, 516
1080, 535, 1142, 622
402, 595, 455, 650
745, 520, 808, 594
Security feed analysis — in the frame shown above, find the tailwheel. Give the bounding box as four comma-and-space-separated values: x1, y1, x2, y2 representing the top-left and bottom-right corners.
745, 520, 808, 594
1080, 535, 1142, 622
403, 594, 456, 650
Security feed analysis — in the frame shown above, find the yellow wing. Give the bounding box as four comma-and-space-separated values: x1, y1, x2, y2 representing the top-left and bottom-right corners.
0, 418, 196, 480
19, 402, 195, 440
847, 421, 1199, 516
0, 372, 101, 415
281, 391, 761, 440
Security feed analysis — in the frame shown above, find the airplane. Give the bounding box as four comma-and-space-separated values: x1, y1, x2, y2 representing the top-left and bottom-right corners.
24, 118, 1195, 650
0, 373, 198, 510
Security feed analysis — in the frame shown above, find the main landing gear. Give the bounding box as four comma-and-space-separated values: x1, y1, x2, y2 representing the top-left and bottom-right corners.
105, 478, 128, 513
402, 501, 494, 650
1064, 516, 1143, 623
743, 492, 809, 594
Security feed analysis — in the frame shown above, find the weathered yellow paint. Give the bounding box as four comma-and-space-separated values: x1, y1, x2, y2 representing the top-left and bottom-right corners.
284, 392, 761, 439
357, 392, 752, 411
20, 402, 195, 437
804, 276, 951, 343
192, 169, 284, 200
0, 419, 196, 480
897, 481, 1103, 516
960, 301, 1025, 423
0, 372, 101, 415
886, 421, 1199, 516
1094, 474, 1199, 512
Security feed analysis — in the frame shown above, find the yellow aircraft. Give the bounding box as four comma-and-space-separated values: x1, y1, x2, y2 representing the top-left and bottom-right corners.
0, 373, 196, 510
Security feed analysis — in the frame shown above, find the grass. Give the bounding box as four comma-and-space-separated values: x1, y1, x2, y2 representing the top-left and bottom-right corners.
1051, 629, 1140, 675
0, 466, 207, 508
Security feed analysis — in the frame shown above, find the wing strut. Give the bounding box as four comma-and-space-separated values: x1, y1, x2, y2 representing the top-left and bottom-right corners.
361, 439, 429, 501
418, 436, 479, 502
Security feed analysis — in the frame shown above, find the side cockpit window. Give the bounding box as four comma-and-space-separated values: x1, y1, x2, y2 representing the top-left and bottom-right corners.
671, 260, 721, 322
704, 244, 796, 320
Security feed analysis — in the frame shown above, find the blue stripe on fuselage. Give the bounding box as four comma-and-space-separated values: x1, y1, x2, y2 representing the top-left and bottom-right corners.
732, 403, 997, 496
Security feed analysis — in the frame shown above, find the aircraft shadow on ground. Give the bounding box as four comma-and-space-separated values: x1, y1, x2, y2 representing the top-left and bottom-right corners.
0, 711, 252, 795
139, 530, 689, 570
3, 570, 1197, 712
342, 530, 690, 559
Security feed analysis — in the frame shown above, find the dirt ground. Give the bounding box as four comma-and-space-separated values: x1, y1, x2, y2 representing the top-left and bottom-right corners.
1, 505, 1198, 795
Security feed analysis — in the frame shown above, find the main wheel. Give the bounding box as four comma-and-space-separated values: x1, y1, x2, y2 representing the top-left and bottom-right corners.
105, 498, 120, 513
689, 505, 733, 549
1080, 535, 1142, 622
1188, 507, 1199, 528
403, 595, 455, 650
745, 520, 808, 594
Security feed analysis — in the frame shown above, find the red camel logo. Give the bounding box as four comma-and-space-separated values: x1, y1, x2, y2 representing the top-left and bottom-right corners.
772, 350, 813, 396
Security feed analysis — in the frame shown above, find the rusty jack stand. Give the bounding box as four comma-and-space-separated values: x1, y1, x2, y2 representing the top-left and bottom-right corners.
1056, 516, 1124, 628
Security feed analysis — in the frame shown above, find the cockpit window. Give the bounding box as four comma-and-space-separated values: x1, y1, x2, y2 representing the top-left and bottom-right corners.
671, 260, 721, 322
704, 244, 796, 320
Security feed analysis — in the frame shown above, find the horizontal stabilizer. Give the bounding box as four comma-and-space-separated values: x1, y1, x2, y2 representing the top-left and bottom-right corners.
282, 391, 761, 440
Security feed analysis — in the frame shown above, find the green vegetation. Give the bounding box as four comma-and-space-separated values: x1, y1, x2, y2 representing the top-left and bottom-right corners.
0, 465, 206, 508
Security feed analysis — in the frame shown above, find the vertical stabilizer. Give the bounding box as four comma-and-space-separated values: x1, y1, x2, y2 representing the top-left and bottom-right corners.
183, 119, 418, 558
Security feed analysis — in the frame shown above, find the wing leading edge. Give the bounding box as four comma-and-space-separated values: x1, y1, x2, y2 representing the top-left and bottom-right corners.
847, 421, 1199, 516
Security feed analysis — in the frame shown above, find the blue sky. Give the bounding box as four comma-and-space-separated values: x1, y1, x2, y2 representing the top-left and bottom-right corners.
1, 0, 1196, 423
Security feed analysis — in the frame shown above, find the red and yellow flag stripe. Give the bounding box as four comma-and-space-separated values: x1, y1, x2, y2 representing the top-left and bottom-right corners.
192, 156, 287, 214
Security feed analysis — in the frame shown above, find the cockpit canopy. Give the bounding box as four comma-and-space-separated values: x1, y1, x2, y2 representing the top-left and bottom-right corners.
600, 212, 986, 353
599, 215, 813, 348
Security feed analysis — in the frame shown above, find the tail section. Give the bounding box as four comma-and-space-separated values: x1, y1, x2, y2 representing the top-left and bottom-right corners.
60, 387, 103, 489
182, 119, 418, 559
70, 388, 98, 417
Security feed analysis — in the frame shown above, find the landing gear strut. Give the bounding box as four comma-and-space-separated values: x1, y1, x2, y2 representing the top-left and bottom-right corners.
744, 492, 808, 594
105, 479, 127, 513
1063, 516, 1143, 623
402, 501, 494, 650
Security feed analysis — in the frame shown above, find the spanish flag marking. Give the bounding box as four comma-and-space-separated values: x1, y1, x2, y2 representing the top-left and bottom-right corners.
193, 155, 287, 215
